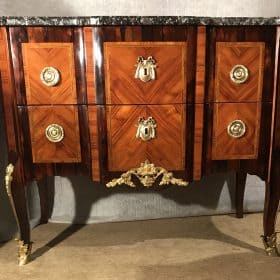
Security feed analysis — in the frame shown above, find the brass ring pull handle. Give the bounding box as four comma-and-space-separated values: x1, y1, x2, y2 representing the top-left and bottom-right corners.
227, 120, 246, 138
136, 117, 157, 141
135, 56, 157, 82
230, 64, 249, 84
40, 66, 60, 87
45, 124, 64, 143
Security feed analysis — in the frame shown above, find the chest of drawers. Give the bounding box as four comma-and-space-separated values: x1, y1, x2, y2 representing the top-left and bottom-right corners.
1, 16, 280, 265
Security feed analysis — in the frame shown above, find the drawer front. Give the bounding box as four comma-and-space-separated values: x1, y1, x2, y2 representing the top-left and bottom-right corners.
212, 103, 261, 160
215, 42, 265, 102
28, 106, 81, 163
104, 42, 187, 105
22, 43, 77, 105
107, 105, 186, 171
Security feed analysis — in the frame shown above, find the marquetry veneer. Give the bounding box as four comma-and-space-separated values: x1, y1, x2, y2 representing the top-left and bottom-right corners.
212, 102, 261, 159
22, 43, 77, 105
107, 104, 186, 171
1, 22, 280, 265
215, 42, 265, 102
104, 42, 187, 104
28, 105, 81, 163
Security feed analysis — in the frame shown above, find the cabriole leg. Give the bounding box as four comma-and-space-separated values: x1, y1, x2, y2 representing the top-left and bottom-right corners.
5, 163, 32, 265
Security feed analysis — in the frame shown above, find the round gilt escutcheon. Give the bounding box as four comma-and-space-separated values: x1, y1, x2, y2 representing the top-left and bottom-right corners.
230, 64, 249, 84
45, 124, 64, 143
227, 120, 246, 138
40, 66, 60, 87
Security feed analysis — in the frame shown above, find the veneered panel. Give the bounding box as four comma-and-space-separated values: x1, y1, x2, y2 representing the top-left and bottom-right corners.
215, 42, 265, 102
28, 106, 81, 163
88, 105, 101, 181
107, 105, 146, 171
107, 105, 185, 171
212, 103, 261, 159
147, 105, 186, 170
193, 27, 206, 180
0, 28, 17, 152
193, 104, 204, 179
22, 43, 77, 105
104, 42, 187, 104
84, 27, 96, 104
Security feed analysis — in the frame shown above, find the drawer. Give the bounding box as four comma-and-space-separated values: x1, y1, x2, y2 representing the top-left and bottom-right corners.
22, 43, 77, 105
104, 42, 187, 105
107, 104, 186, 171
28, 105, 81, 163
215, 42, 265, 102
212, 103, 261, 160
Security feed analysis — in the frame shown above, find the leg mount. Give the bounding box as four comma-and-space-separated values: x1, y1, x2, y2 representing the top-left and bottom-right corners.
262, 232, 280, 256
17, 240, 32, 266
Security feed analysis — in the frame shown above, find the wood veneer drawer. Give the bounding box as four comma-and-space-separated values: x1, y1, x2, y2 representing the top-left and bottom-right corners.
22, 43, 77, 105
104, 42, 187, 105
212, 103, 261, 160
215, 42, 265, 102
28, 105, 81, 163
107, 104, 186, 171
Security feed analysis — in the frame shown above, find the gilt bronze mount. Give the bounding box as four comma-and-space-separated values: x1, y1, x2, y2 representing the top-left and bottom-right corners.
106, 160, 188, 188
262, 232, 280, 256
135, 56, 157, 82
5, 164, 32, 265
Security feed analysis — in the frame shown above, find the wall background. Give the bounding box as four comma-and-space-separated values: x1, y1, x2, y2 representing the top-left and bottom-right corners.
1, 0, 278, 241
1, 0, 280, 17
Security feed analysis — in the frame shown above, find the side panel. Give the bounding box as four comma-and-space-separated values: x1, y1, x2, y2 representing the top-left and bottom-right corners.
0, 27, 17, 153
204, 26, 276, 179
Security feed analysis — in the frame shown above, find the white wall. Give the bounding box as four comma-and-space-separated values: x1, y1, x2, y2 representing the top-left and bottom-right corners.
0, 0, 277, 241
1, 0, 280, 17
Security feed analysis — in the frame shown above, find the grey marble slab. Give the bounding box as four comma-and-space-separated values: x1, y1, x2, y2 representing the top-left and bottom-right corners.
1, 16, 280, 26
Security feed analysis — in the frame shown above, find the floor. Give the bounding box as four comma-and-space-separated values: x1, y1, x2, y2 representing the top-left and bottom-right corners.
0, 213, 280, 280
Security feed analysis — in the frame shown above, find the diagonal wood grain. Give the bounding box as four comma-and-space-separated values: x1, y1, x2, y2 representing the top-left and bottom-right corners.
107, 105, 146, 171
22, 43, 77, 105
212, 102, 261, 159
104, 42, 187, 105
147, 105, 186, 170
215, 42, 265, 102
28, 105, 81, 163
107, 104, 185, 171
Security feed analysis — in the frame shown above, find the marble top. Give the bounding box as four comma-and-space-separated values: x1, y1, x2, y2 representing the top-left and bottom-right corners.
1, 16, 280, 26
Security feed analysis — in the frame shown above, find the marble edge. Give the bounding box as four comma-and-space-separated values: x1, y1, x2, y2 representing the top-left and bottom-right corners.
0, 16, 280, 26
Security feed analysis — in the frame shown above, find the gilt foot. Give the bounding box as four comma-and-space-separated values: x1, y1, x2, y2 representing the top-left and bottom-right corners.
17, 240, 32, 265
261, 233, 280, 256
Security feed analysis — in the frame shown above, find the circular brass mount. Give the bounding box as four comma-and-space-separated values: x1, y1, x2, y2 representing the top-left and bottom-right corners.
227, 120, 246, 138
230, 65, 249, 84
40, 66, 60, 87
45, 124, 64, 143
